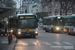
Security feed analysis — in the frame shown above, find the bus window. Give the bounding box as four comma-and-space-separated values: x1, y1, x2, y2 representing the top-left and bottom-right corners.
65, 18, 72, 26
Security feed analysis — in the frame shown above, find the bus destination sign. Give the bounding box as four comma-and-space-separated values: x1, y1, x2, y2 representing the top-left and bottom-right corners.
19, 16, 36, 19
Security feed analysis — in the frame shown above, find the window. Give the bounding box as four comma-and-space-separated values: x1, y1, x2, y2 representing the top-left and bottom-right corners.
55, 9, 58, 13
31, 10, 33, 12
55, 4, 58, 8
36, 9, 38, 11
55, 0, 59, 2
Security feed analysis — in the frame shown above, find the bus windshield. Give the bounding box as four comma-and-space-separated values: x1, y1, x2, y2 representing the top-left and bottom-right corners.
55, 19, 65, 26
18, 19, 37, 28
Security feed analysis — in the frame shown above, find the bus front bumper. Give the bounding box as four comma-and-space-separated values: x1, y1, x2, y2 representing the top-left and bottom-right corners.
16, 31, 38, 37
53, 28, 63, 32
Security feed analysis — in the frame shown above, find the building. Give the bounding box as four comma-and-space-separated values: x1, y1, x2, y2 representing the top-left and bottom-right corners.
42, 0, 75, 16
42, 0, 60, 16
22, 0, 39, 13
27, 3, 42, 14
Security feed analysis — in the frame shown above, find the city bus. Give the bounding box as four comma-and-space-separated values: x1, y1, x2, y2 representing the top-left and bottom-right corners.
8, 13, 38, 38
43, 15, 65, 32
63, 15, 75, 35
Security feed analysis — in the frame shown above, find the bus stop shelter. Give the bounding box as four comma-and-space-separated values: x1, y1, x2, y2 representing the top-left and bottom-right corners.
0, 7, 12, 44
0, 7, 11, 14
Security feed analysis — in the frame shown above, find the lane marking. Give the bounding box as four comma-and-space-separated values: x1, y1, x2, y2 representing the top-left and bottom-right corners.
43, 42, 52, 45
53, 42, 62, 45
33, 42, 38, 45
63, 42, 73, 45
2, 40, 8, 44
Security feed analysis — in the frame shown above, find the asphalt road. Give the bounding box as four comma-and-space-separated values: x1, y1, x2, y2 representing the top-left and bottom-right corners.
0, 35, 16, 50
14, 28, 75, 50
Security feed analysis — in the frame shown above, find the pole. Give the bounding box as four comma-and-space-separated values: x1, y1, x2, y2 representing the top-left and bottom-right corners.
60, 0, 62, 15
20, 0, 21, 13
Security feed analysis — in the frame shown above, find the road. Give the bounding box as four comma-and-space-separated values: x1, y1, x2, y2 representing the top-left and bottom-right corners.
0, 35, 16, 50
14, 28, 75, 50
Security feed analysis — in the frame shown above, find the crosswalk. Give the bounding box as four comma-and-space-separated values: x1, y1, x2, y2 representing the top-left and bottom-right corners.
15, 41, 75, 47
0, 37, 16, 44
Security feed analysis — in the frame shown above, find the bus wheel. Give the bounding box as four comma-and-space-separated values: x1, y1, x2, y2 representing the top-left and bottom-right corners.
3, 34, 5, 36
45, 30, 48, 32
68, 32, 71, 35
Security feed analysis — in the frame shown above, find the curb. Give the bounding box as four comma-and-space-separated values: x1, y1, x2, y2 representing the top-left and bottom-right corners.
8, 37, 17, 50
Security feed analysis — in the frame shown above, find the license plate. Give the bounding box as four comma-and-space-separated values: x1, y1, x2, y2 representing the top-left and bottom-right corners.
26, 34, 30, 36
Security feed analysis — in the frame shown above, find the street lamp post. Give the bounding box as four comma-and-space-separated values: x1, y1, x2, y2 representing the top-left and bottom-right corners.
19, 0, 22, 13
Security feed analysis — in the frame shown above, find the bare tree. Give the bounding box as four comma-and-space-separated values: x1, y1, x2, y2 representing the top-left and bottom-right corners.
59, 0, 74, 15
41, 0, 75, 15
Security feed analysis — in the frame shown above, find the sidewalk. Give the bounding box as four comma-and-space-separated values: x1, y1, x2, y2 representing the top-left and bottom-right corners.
0, 35, 17, 50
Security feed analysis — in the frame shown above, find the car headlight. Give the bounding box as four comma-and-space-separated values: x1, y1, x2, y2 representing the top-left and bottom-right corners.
56, 27, 60, 30
18, 32, 21, 34
35, 31, 38, 34
11, 30, 13, 33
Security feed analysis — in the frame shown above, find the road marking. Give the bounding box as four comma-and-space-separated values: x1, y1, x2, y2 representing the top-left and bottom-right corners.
43, 42, 52, 45
63, 42, 73, 45
2, 40, 8, 44
33, 42, 38, 45
53, 42, 62, 45
16, 42, 28, 46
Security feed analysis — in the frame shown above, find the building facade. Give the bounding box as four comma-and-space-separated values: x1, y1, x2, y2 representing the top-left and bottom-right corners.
42, 0, 75, 16
22, 0, 39, 13
27, 3, 42, 14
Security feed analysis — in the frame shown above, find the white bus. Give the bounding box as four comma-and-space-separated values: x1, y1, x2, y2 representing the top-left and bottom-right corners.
8, 13, 38, 38
43, 15, 65, 32
63, 15, 75, 35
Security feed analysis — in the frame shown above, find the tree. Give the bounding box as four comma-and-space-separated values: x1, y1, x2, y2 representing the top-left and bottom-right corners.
41, 0, 75, 15
59, 0, 74, 15
36, 12, 48, 18
41, 0, 52, 8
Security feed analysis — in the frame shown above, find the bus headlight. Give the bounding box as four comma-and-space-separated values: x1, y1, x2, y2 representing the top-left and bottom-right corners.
56, 27, 60, 30
11, 30, 13, 33
35, 31, 38, 34
18, 32, 21, 34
